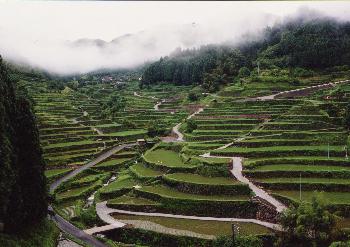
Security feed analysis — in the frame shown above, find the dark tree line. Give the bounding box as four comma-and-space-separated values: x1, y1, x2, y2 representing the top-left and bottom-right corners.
258, 18, 350, 69
141, 45, 231, 86
141, 18, 350, 90
0, 56, 47, 233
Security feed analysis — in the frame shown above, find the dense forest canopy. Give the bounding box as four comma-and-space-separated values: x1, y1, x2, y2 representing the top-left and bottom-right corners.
0, 56, 47, 233
141, 18, 350, 90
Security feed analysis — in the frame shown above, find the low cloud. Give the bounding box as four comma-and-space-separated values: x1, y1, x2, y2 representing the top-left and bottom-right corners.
0, 2, 349, 75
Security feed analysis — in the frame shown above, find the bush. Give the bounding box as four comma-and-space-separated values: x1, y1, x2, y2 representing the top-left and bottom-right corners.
147, 120, 166, 137
188, 91, 199, 101
77, 205, 101, 228
330, 241, 350, 247
276, 194, 337, 247
186, 119, 197, 133
238, 67, 251, 78
105, 227, 211, 247
343, 104, 350, 130
213, 235, 263, 247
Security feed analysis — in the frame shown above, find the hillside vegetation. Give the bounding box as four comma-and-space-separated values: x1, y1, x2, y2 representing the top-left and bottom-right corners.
141, 18, 350, 92
0, 56, 47, 233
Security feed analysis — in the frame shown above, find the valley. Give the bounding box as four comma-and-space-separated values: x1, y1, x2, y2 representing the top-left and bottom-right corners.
24, 71, 350, 246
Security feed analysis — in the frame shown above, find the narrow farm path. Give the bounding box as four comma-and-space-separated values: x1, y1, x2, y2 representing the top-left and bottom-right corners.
250, 79, 350, 101
154, 99, 164, 111
50, 143, 137, 192
49, 143, 137, 247
231, 157, 286, 212
89, 201, 282, 235
91, 80, 348, 234
195, 80, 350, 210
73, 106, 104, 135
51, 79, 350, 242
172, 107, 204, 141
93, 127, 104, 135
116, 219, 215, 239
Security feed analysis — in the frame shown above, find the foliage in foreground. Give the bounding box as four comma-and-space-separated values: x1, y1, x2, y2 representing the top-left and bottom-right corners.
276, 194, 338, 247
0, 56, 47, 233
213, 235, 263, 247
0, 219, 59, 247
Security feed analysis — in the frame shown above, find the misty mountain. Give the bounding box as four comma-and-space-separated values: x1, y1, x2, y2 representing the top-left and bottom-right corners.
70, 38, 108, 48
69, 33, 135, 48
141, 18, 350, 91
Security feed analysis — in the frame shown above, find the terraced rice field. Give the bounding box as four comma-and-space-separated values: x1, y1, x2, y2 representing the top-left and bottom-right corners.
26, 77, 350, 243
112, 213, 272, 237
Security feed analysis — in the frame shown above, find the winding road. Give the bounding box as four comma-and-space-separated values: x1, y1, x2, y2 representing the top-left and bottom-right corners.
49, 142, 137, 247
51, 210, 107, 247
92, 201, 281, 231
49, 80, 349, 244
50, 143, 137, 192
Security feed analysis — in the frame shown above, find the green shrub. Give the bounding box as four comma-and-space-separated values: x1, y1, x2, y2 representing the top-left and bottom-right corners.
213, 235, 263, 247
186, 119, 197, 133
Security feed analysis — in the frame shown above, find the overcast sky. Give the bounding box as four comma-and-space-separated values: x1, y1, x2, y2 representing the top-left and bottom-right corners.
0, 1, 350, 74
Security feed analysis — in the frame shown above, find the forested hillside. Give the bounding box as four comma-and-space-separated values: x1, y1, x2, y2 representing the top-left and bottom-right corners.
141, 18, 350, 91
0, 56, 47, 233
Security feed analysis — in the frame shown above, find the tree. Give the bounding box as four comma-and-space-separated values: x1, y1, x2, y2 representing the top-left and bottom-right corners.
0, 56, 47, 233
276, 194, 337, 247
213, 235, 262, 247
188, 91, 199, 101
238, 67, 251, 78
47, 80, 64, 92
186, 119, 197, 133
147, 120, 166, 137
343, 103, 350, 130
330, 241, 350, 247
102, 93, 127, 117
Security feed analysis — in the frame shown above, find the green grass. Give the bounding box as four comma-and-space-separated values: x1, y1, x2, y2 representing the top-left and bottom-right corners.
138, 185, 250, 201
164, 173, 238, 185
45, 168, 72, 179
194, 157, 231, 165
94, 158, 131, 168
130, 164, 164, 178
274, 190, 350, 204
251, 164, 350, 172
245, 156, 350, 166
99, 175, 136, 193
144, 148, 192, 168
105, 129, 147, 137
71, 174, 106, 186
257, 177, 350, 184
56, 181, 100, 201
112, 214, 271, 236
44, 140, 95, 148
218, 145, 344, 153
108, 195, 160, 206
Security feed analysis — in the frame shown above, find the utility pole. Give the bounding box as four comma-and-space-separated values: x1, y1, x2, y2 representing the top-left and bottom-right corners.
344, 145, 348, 159
328, 143, 330, 159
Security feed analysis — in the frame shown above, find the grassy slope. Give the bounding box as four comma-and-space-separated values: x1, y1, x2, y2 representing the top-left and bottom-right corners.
144, 149, 196, 168
112, 213, 271, 236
